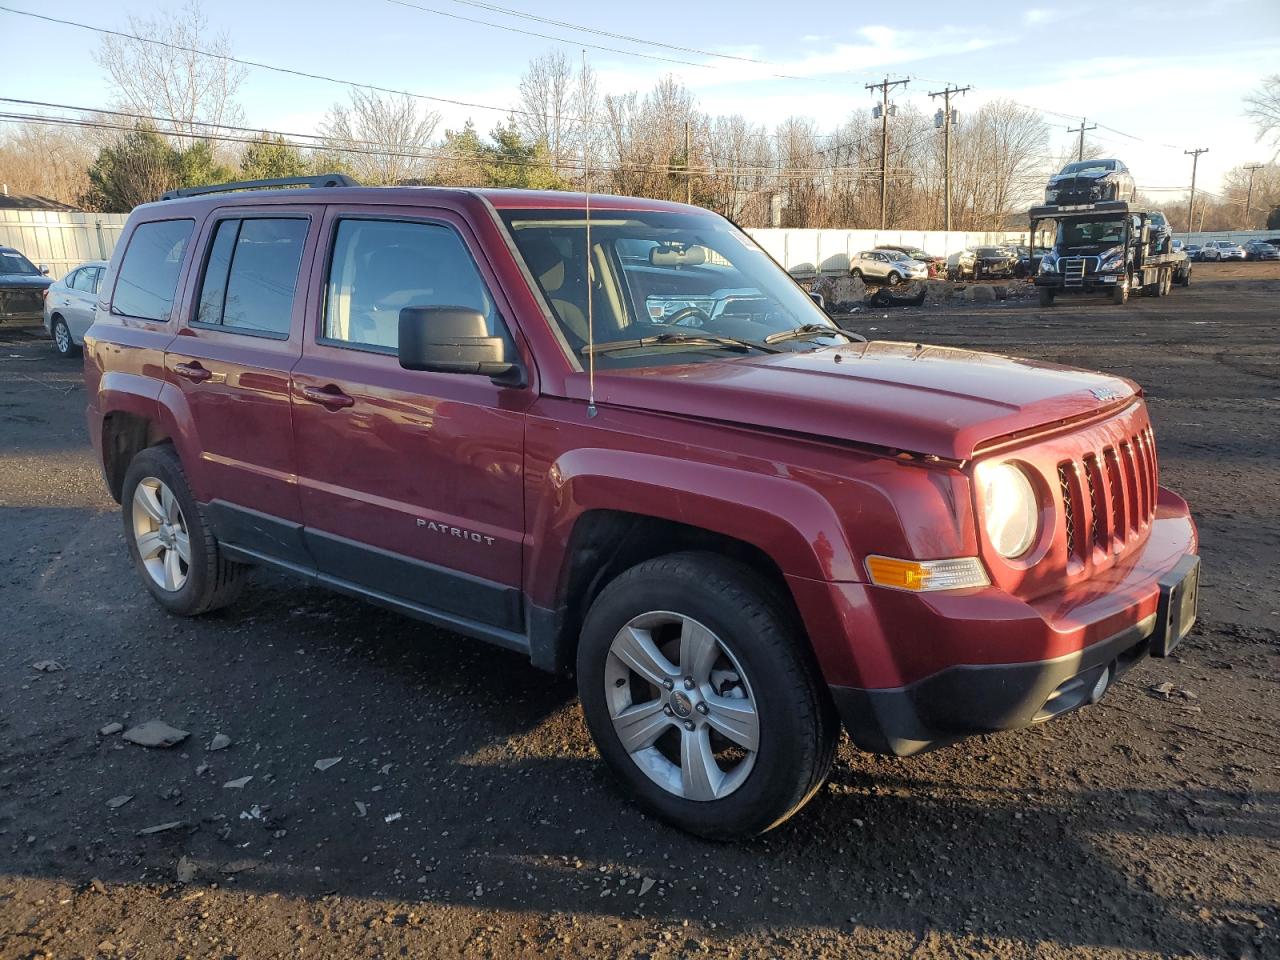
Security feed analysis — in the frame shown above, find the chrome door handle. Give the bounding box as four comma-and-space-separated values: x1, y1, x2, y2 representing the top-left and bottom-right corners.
174, 361, 213, 383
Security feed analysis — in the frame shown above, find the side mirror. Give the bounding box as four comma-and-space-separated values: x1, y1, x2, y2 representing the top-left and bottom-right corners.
39, 264, 50, 276
398, 306, 524, 386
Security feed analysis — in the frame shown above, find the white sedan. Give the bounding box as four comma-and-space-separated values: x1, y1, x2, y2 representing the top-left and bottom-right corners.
43, 260, 107, 357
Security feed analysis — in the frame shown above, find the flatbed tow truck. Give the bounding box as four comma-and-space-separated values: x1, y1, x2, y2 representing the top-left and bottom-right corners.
1030, 200, 1189, 306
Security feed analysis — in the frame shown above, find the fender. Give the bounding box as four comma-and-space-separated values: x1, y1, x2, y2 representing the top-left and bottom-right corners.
524, 447, 861, 608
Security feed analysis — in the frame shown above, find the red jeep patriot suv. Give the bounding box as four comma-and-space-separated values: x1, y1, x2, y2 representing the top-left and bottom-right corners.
84, 176, 1200, 837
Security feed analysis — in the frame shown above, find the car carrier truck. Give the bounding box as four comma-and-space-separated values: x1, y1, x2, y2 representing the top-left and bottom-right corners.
1030, 201, 1189, 307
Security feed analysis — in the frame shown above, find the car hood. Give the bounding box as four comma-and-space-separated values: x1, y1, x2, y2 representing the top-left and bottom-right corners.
1049, 170, 1115, 185
0, 274, 52, 288
570, 341, 1139, 460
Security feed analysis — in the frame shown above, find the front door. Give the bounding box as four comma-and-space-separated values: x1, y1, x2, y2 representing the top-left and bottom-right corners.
290, 207, 531, 641
165, 209, 319, 566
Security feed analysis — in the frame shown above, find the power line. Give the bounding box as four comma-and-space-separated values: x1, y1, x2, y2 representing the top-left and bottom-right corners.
0, 4, 603, 128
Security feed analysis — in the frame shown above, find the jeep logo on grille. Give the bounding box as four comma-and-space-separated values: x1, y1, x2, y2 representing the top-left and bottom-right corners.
1090, 387, 1125, 402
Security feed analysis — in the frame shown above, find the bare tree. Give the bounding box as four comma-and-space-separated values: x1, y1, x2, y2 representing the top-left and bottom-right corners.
0, 122, 95, 205
94, 0, 246, 137
320, 88, 440, 185
1245, 75, 1280, 157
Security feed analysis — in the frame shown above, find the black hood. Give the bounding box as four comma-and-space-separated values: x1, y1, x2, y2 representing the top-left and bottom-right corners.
0, 274, 51, 288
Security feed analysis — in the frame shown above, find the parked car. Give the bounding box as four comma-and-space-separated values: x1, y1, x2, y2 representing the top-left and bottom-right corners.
43, 260, 107, 357
1014, 245, 1052, 278
874, 245, 943, 278
1044, 159, 1136, 206
850, 249, 928, 285
1207, 240, 1246, 261
971, 246, 1018, 280
1243, 239, 1280, 261
946, 248, 977, 280
84, 177, 1200, 838
0, 245, 52, 324
1184, 243, 1204, 261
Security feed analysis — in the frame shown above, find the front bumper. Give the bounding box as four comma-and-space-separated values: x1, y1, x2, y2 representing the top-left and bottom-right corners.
802, 497, 1199, 756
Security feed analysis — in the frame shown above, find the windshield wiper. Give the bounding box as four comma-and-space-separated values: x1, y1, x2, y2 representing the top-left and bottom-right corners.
581, 332, 781, 357
763, 323, 864, 345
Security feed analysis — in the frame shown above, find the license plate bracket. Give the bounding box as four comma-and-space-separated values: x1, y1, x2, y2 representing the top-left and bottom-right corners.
1152, 555, 1200, 658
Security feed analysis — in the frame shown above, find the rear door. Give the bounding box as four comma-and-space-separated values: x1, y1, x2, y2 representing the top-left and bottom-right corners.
290, 204, 532, 640
66, 266, 101, 340
165, 207, 320, 568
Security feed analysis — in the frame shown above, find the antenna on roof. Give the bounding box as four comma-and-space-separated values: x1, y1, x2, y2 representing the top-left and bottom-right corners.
583, 49, 597, 419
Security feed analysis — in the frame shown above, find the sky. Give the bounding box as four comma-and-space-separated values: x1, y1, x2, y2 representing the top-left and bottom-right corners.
2, 0, 1278, 197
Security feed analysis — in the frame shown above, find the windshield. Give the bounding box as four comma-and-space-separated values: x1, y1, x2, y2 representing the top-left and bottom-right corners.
975, 247, 1012, 257
0, 251, 40, 276
499, 208, 844, 368
1057, 219, 1126, 247
1060, 160, 1116, 175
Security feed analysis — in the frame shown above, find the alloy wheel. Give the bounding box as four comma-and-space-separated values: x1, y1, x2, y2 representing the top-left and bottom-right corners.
604, 611, 759, 801
131, 477, 191, 592
54, 321, 70, 355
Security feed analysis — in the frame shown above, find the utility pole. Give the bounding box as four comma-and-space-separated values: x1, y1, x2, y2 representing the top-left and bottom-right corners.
1185, 148, 1208, 235
866, 76, 909, 230
684, 120, 692, 205
1243, 162, 1263, 228
929, 84, 970, 232
1066, 118, 1096, 161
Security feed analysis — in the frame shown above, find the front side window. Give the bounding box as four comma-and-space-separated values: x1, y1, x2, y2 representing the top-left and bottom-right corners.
112, 219, 194, 321
195, 218, 308, 337
499, 207, 841, 369
323, 219, 502, 350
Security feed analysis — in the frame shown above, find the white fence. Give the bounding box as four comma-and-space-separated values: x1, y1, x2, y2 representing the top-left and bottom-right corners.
0, 211, 130, 279
746, 228, 1030, 276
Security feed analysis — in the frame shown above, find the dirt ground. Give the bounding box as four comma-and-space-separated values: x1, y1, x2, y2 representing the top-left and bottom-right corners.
1, 262, 1277, 959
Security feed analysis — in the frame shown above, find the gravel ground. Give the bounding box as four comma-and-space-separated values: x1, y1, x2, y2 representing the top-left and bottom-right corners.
1, 262, 1277, 959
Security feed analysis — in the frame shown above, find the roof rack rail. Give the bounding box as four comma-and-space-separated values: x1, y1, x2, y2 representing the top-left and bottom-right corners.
160, 173, 359, 201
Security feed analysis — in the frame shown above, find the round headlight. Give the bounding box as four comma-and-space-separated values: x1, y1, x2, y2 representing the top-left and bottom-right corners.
979, 462, 1039, 559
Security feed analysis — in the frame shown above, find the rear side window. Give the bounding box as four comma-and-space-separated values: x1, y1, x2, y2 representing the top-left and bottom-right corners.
323, 219, 502, 351
195, 218, 309, 337
112, 220, 193, 321
70, 268, 96, 292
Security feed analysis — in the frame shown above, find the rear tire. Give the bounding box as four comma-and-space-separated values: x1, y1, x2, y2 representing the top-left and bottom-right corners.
886, 272, 901, 287
51, 316, 78, 357
850, 269, 863, 280
1038, 288, 1055, 307
121, 445, 245, 617
1112, 276, 1130, 305
577, 552, 837, 838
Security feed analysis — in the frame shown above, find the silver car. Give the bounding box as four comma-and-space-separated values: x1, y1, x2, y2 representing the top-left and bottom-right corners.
850, 250, 928, 286
43, 260, 107, 357
1207, 240, 1245, 261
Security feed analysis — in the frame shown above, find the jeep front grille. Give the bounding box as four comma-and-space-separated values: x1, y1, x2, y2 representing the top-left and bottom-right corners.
1059, 427, 1157, 563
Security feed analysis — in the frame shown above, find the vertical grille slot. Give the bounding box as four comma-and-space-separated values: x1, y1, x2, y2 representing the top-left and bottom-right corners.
1058, 463, 1079, 561
1126, 442, 1146, 535
1131, 434, 1152, 523
1103, 447, 1125, 548
1083, 453, 1107, 552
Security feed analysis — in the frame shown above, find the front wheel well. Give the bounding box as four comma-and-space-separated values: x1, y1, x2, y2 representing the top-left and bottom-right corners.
533, 510, 799, 675
101, 412, 172, 503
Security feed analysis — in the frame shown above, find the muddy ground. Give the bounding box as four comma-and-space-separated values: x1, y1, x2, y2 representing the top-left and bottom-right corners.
1, 262, 1277, 959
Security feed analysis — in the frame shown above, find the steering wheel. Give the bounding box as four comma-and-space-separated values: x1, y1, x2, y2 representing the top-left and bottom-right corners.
666, 306, 711, 328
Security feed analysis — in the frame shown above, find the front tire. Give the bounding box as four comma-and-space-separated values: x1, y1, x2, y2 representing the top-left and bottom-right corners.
1038, 287, 1055, 307
885, 271, 901, 287
121, 445, 245, 617
1112, 275, 1130, 305
577, 552, 837, 838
